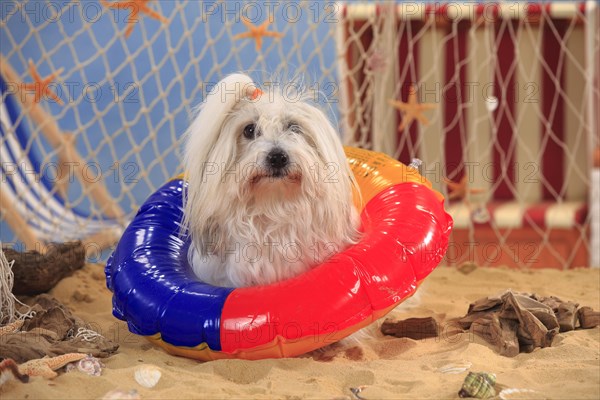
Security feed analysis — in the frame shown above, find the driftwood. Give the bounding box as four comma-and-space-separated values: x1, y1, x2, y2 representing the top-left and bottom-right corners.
501, 292, 559, 352
380, 317, 439, 340
0, 295, 118, 363
471, 314, 520, 357
2, 242, 85, 295
577, 307, 600, 329
556, 301, 579, 332
458, 291, 560, 356
457, 290, 599, 357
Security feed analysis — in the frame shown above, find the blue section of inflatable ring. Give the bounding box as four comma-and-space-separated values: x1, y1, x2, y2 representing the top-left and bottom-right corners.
105, 179, 234, 350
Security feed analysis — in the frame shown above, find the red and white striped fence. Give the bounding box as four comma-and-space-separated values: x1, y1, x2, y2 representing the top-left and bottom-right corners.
337, 1, 599, 268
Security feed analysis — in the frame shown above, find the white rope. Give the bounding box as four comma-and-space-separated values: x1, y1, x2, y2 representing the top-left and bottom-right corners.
0, 244, 34, 325
74, 327, 104, 342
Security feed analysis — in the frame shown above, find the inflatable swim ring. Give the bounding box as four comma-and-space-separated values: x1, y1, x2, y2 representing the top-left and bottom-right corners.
105, 147, 453, 360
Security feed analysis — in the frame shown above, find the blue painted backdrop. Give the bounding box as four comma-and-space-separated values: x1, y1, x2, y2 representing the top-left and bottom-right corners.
0, 1, 343, 249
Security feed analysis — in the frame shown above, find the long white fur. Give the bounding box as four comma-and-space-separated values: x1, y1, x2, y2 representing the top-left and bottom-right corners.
183, 74, 361, 287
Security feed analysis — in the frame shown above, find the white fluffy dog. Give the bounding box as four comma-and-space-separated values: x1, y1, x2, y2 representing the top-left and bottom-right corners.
183, 74, 361, 287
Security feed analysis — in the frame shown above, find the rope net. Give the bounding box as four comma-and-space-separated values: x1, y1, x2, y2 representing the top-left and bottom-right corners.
0, 1, 598, 269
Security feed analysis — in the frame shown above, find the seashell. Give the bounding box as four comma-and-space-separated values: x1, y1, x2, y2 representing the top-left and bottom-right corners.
458, 372, 496, 399
101, 389, 141, 400
499, 388, 546, 400
77, 355, 103, 377
65, 363, 77, 373
436, 361, 472, 374
134, 365, 161, 388
485, 96, 499, 112
349, 385, 368, 400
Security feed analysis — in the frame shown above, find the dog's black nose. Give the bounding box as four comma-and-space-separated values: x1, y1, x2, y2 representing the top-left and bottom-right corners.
267, 149, 289, 170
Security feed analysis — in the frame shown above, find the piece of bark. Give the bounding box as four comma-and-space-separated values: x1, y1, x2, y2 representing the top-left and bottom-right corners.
467, 295, 504, 313
3, 242, 85, 295
0, 332, 118, 363
380, 317, 438, 340
0, 332, 55, 363
0, 294, 118, 363
500, 292, 559, 350
471, 314, 520, 357
22, 294, 83, 338
458, 291, 565, 357
24, 304, 76, 339
534, 295, 564, 313
533, 295, 579, 332
501, 293, 560, 331
457, 311, 495, 330
457, 262, 477, 275
458, 291, 600, 357
457, 294, 507, 330
556, 301, 579, 332
577, 307, 600, 329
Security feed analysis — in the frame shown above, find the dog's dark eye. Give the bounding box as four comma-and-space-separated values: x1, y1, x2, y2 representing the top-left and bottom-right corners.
287, 122, 302, 134
243, 123, 258, 140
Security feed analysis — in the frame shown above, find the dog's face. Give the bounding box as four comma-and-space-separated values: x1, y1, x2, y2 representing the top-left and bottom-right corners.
182, 74, 359, 277
217, 94, 346, 203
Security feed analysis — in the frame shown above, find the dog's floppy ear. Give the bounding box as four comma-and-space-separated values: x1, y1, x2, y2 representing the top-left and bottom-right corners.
195, 74, 258, 138
185, 73, 257, 161
182, 74, 258, 239
184, 73, 259, 180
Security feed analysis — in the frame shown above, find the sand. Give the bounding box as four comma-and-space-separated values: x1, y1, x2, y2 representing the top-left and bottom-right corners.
1, 265, 599, 399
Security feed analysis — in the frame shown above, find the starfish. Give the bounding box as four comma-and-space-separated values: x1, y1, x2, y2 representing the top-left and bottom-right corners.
233, 17, 284, 51
18, 353, 86, 379
21, 60, 64, 105
388, 85, 436, 132
101, 0, 168, 38
443, 173, 486, 201
0, 319, 24, 336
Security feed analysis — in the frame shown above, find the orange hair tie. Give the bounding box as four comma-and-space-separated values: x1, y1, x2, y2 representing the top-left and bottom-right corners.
249, 88, 262, 100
